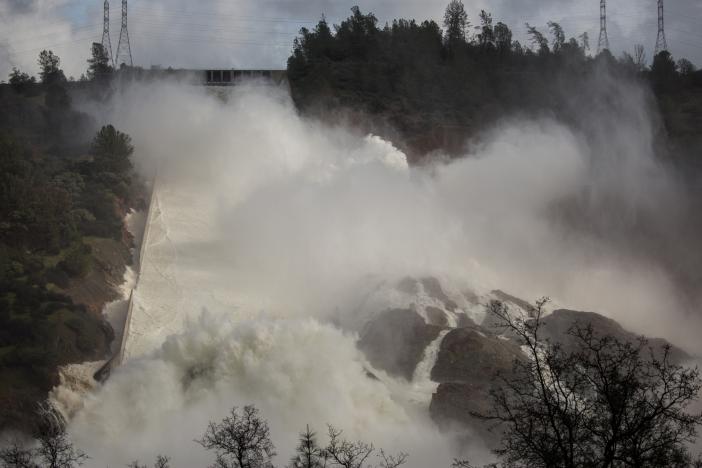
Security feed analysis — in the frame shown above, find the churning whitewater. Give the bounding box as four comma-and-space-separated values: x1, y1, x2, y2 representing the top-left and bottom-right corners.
56, 80, 701, 467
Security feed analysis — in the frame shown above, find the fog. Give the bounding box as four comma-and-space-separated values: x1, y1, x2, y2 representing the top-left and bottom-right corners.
61, 73, 702, 466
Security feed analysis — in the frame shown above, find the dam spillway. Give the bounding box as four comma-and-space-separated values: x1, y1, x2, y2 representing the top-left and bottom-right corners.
118, 180, 254, 362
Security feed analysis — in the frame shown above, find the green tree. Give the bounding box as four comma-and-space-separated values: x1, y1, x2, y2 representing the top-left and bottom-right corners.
334, 7, 379, 60
289, 426, 328, 468
678, 58, 696, 77
477, 10, 495, 49
87, 42, 112, 80
547, 22, 565, 53
493, 22, 512, 53
443, 0, 468, 48
92, 125, 134, 173
651, 50, 678, 92
8, 67, 36, 94
59, 242, 92, 278
37, 50, 65, 85
525, 23, 549, 55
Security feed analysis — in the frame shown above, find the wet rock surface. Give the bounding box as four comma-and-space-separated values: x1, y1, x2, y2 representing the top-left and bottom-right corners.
429, 326, 523, 446
431, 327, 523, 384
354, 277, 690, 450
358, 308, 444, 380
540, 309, 689, 363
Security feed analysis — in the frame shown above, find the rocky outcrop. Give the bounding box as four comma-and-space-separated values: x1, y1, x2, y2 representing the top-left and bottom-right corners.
419, 277, 459, 311
429, 304, 689, 447
429, 327, 523, 445
353, 277, 691, 451
431, 327, 523, 384
480, 289, 535, 337
540, 309, 689, 363
358, 308, 444, 380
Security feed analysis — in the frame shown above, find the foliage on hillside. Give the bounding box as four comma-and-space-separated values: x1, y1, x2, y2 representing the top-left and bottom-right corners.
0, 55, 138, 432
287, 6, 702, 165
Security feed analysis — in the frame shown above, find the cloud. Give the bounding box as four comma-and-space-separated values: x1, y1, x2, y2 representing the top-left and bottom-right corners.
5, 0, 37, 15
0, 0, 98, 80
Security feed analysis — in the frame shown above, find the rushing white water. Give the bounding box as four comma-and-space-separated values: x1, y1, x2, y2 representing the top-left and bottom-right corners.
49, 362, 105, 422
71, 315, 459, 467
411, 330, 451, 400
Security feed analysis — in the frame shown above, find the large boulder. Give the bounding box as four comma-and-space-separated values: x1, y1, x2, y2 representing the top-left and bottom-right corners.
431, 327, 523, 384
430, 327, 524, 446
430, 306, 690, 448
480, 289, 535, 337
539, 309, 689, 363
357, 308, 444, 380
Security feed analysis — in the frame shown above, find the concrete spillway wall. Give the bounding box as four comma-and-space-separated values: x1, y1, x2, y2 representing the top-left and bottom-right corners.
94, 181, 157, 381
117, 179, 159, 365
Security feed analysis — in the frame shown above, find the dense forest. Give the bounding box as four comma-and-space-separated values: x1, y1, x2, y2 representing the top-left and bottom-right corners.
287, 3, 702, 170
0, 47, 139, 432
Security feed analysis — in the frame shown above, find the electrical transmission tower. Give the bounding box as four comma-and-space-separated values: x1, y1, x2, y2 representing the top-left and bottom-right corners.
654, 0, 668, 55
115, 0, 133, 67
597, 0, 610, 54
101, 0, 113, 66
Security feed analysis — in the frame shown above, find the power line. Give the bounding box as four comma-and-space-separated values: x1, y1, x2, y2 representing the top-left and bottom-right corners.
598, 0, 610, 53
655, 0, 668, 55
102, 0, 113, 66
115, 0, 133, 67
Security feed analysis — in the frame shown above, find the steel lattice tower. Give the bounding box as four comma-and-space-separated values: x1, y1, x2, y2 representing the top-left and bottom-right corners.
597, 0, 610, 54
654, 0, 668, 55
115, 0, 133, 67
101, 0, 113, 66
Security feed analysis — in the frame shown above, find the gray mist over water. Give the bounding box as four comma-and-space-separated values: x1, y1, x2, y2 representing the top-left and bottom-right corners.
65, 73, 702, 466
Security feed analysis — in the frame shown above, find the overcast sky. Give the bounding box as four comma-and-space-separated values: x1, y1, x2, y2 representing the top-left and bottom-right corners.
1, 0, 701, 80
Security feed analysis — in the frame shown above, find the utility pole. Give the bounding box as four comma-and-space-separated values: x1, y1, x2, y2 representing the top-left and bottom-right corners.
654, 0, 668, 55
101, 0, 113, 66
115, 0, 133, 67
597, 0, 610, 54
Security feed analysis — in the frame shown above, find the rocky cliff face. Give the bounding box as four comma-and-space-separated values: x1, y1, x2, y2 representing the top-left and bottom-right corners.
353, 276, 689, 450
539, 309, 689, 362
429, 326, 524, 446
358, 308, 444, 381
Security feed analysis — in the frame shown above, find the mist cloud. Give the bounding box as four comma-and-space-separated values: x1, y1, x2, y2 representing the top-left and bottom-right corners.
5, 0, 37, 15
90, 76, 702, 351
53, 70, 702, 465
